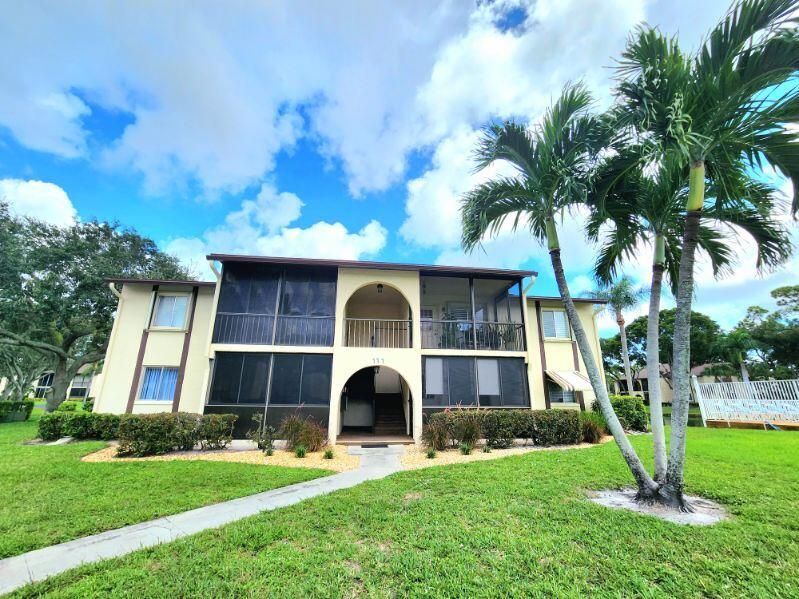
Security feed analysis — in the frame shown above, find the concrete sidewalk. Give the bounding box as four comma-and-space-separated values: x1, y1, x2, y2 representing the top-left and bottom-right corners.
0, 445, 405, 595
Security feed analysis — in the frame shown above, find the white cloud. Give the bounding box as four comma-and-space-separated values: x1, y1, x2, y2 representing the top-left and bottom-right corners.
0, 179, 77, 226
164, 183, 387, 277
0, 0, 732, 198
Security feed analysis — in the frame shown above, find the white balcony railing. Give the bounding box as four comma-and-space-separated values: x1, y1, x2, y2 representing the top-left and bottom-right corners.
344, 318, 411, 348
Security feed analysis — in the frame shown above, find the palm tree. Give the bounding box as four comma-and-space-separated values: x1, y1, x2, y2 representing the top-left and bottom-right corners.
587, 154, 791, 482
614, 0, 798, 507
461, 84, 663, 500
590, 276, 648, 396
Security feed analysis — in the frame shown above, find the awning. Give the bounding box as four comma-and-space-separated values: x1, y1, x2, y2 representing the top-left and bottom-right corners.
546, 370, 592, 392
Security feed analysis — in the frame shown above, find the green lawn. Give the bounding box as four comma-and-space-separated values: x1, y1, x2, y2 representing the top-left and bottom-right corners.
0, 413, 329, 559
10, 427, 799, 597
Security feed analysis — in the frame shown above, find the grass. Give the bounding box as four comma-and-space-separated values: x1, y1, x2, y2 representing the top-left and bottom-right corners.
0, 412, 329, 559
10, 427, 799, 597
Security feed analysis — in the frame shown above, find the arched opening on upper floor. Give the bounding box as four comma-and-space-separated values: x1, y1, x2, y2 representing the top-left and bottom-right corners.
343, 283, 412, 348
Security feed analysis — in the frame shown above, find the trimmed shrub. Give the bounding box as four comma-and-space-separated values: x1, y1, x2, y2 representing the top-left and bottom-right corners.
279, 414, 326, 452
117, 412, 237, 457
82, 398, 95, 413
199, 414, 236, 450
295, 445, 307, 458
56, 401, 78, 412
0, 400, 35, 422
426, 448, 436, 459
593, 395, 648, 432
38, 412, 67, 440
459, 442, 473, 455
529, 410, 582, 446
482, 410, 517, 449
37, 411, 120, 440
580, 411, 607, 444
118, 413, 182, 456
421, 417, 450, 451
323, 448, 334, 459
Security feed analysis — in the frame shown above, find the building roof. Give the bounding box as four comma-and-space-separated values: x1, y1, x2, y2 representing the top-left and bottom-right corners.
106, 277, 215, 287
526, 295, 609, 304
206, 253, 536, 279
634, 363, 729, 379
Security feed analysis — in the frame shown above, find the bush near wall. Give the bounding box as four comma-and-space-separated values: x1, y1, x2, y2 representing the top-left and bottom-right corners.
592, 395, 648, 432
38, 412, 120, 441
116, 413, 238, 457
0, 400, 35, 423
56, 401, 80, 412
424, 409, 582, 449
279, 414, 327, 452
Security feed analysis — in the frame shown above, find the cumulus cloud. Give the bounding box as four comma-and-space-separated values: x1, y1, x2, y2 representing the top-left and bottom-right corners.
164, 183, 387, 277
0, 179, 77, 226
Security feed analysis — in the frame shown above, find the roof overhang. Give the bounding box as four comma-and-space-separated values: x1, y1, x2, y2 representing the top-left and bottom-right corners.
106, 278, 215, 287
527, 296, 609, 304
545, 370, 593, 392
206, 253, 536, 279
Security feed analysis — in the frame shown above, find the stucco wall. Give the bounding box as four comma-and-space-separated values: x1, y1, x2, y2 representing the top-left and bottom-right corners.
526, 299, 604, 410
94, 283, 215, 415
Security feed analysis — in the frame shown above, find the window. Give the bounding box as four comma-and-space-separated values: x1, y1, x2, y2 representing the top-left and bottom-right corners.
477, 359, 500, 405
68, 375, 92, 399
547, 381, 576, 404
152, 294, 189, 328
423, 357, 528, 408
139, 367, 179, 401
420, 307, 434, 320
35, 373, 54, 398
541, 310, 570, 339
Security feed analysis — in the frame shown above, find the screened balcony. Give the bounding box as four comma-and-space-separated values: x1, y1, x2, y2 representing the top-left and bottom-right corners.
419, 275, 525, 351
212, 263, 336, 346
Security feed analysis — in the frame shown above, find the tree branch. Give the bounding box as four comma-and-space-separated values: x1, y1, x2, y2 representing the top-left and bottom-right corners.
0, 329, 67, 359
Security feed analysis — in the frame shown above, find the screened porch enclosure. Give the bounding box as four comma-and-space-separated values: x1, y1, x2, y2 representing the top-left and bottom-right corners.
212, 263, 337, 346
419, 275, 525, 351
205, 351, 333, 438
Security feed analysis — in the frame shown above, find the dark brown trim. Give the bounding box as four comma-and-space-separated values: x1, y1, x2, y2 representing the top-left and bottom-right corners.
206, 253, 536, 279
534, 300, 550, 409
570, 334, 587, 411
126, 285, 159, 413
107, 277, 214, 287
527, 295, 608, 304
172, 286, 200, 412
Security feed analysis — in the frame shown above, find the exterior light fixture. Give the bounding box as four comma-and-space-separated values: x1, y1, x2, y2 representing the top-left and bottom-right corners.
377, 284, 384, 294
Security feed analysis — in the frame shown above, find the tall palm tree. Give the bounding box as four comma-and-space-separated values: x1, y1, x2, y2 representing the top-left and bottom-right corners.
461, 84, 663, 500
614, 0, 798, 507
590, 276, 648, 396
587, 154, 791, 482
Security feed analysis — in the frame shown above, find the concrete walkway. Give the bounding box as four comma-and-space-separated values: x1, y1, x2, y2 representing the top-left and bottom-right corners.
0, 446, 405, 595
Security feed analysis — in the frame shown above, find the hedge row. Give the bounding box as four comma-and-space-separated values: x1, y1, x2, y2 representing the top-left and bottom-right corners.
423, 408, 584, 450
39, 412, 120, 440
117, 412, 237, 457
592, 395, 648, 432
0, 400, 35, 422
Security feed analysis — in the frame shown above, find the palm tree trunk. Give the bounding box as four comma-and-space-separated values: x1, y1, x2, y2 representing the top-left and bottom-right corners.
618, 314, 634, 394
663, 161, 705, 511
647, 233, 667, 482
546, 220, 659, 498
740, 363, 750, 383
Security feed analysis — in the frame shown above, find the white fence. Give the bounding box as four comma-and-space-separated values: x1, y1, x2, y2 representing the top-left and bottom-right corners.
693, 377, 799, 426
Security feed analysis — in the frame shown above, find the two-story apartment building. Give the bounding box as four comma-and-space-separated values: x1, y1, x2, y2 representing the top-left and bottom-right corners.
93, 254, 606, 443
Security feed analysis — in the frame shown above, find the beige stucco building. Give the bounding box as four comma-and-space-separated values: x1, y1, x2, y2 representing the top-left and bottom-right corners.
94, 255, 606, 443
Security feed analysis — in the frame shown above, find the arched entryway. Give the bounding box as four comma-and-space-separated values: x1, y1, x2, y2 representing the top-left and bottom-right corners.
338, 365, 413, 443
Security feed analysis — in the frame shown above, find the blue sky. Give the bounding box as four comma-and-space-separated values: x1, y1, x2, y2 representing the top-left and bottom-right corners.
1, 0, 796, 337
